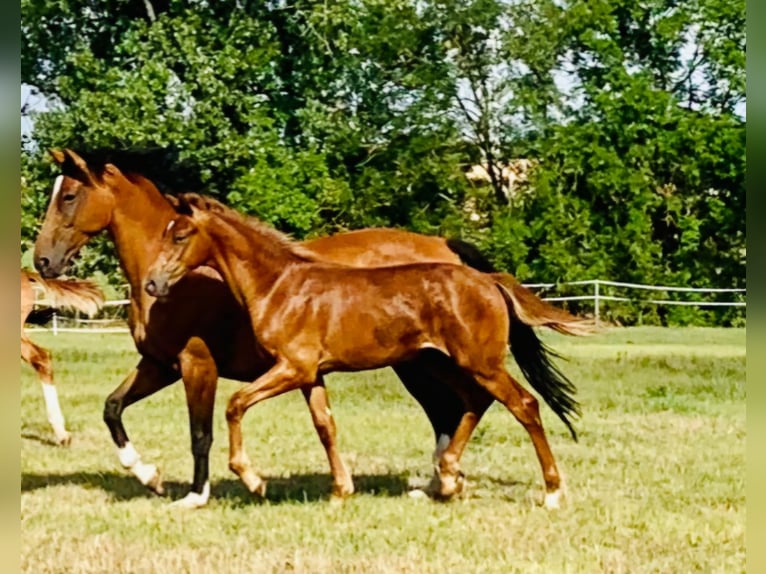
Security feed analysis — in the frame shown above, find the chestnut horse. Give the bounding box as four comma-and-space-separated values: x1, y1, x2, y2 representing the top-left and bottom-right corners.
21, 269, 104, 445
34, 148, 588, 507
145, 194, 594, 507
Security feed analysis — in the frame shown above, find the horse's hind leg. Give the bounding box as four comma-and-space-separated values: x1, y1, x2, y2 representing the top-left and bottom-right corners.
22, 336, 70, 446
302, 378, 354, 500
474, 368, 564, 509
103, 357, 180, 495
173, 337, 219, 508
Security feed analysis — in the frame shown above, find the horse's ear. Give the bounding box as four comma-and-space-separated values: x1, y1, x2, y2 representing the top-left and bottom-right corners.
174, 194, 194, 216
48, 149, 66, 164
103, 163, 123, 178
61, 149, 96, 185
164, 194, 180, 209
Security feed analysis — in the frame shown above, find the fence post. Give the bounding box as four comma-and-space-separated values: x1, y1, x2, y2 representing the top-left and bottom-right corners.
52, 311, 58, 336
594, 280, 600, 325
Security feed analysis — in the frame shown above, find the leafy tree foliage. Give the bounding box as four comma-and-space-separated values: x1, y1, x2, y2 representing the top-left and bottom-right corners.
21, 0, 745, 325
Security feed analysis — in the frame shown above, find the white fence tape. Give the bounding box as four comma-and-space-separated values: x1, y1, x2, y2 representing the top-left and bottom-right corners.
29, 278, 745, 334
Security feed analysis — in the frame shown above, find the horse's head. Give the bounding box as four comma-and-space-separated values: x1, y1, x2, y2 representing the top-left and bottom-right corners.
34, 149, 121, 278
144, 195, 212, 298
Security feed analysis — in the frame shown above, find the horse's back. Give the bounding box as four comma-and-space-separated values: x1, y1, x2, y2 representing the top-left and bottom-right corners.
302, 228, 459, 268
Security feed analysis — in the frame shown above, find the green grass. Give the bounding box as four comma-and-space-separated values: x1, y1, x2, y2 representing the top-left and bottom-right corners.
21, 327, 745, 573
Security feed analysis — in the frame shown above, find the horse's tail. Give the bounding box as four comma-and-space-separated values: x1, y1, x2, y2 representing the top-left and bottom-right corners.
492, 273, 596, 337
495, 274, 596, 442
26, 271, 105, 317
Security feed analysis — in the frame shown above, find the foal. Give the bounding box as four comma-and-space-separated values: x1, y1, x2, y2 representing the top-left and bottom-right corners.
21, 269, 104, 444
145, 195, 579, 508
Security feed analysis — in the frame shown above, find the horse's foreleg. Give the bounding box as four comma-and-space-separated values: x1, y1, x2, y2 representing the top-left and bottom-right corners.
173, 337, 218, 509
22, 336, 70, 446
226, 360, 312, 497
301, 379, 354, 500
103, 357, 179, 495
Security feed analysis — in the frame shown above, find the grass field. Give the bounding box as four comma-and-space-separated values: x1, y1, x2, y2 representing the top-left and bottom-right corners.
21, 327, 745, 573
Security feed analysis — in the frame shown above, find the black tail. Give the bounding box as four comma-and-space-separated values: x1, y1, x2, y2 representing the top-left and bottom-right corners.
448, 236, 582, 441
509, 320, 580, 441
445, 238, 498, 273
497, 285, 581, 442
26, 308, 55, 325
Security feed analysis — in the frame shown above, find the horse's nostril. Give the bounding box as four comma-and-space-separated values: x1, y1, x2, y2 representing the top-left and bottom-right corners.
38, 257, 50, 270
145, 280, 156, 296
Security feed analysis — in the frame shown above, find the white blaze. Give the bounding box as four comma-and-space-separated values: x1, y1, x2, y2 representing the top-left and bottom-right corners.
51, 175, 63, 200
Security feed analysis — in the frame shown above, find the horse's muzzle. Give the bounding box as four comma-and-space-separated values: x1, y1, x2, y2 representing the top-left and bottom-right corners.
144, 278, 169, 298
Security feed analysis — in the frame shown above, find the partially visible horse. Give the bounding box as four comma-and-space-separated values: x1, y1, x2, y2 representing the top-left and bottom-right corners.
145, 194, 594, 507
21, 269, 104, 445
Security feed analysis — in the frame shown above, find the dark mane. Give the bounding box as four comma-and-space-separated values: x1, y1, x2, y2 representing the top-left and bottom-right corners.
66, 146, 206, 194
177, 192, 320, 261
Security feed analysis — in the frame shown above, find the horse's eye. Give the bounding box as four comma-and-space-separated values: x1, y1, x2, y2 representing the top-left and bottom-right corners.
173, 234, 188, 244
62, 193, 76, 202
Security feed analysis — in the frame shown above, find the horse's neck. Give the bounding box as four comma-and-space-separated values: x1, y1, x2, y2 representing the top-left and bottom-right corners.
107, 177, 177, 298
205, 216, 304, 306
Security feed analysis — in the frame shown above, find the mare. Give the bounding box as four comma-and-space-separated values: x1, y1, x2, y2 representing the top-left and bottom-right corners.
145, 193, 594, 507
34, 148, 589, 507
21, 269, 104, 445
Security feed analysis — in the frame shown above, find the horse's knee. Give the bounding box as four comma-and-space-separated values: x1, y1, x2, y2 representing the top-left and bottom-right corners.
103, 396, 122, 426
30, 349, 53, 380
225, 399, 242, 423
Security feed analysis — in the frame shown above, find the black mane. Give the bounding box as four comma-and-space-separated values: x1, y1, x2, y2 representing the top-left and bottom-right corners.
67, 146, 206, 194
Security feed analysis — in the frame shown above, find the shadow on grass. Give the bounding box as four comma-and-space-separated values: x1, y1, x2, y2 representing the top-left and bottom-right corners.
21, 471, 412, 505
20, 431, 61, 447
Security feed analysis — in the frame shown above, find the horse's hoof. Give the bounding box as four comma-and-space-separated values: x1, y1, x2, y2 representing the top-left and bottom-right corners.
543, 488, 563, 510
242, 473, 267, 497
56, 433, 72, 447
429, 470, 465, 501
253, 479, 267, 498
144, 469, 165, 496
331, 482, 354, 500
407, 488, 430, 500
171, 484, 210, 509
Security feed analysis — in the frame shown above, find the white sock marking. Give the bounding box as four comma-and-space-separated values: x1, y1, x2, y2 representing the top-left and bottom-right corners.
117, 442, 159, 487
544, 489, 562, 509
433, 433, 451, 464
41, 383, 67, 436
132, 461, 159, 486
171, 482, 211, 509
118, 442, 140, 468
